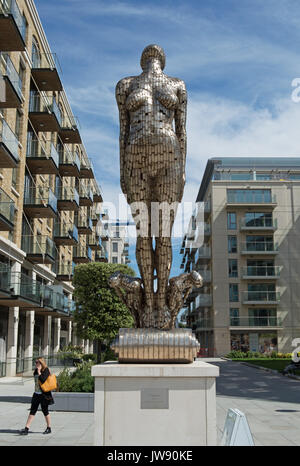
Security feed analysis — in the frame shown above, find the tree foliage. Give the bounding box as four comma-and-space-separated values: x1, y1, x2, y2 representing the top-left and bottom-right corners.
73, 262, 135, 342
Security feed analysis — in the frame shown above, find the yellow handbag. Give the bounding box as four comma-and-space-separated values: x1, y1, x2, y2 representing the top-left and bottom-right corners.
39, 372, 57, 392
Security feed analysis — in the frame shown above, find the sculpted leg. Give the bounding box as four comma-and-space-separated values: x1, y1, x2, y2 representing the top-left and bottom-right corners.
136, 237, 155, 327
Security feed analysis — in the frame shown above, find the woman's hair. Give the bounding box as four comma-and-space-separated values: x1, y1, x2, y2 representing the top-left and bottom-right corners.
36, 357, 48, 371
140, 44, 166, 71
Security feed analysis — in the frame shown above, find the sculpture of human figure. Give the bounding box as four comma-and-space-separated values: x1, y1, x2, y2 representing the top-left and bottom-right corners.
116, 44, 187, 328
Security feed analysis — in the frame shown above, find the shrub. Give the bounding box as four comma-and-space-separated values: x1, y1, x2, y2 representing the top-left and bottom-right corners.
57, 362, 94, 393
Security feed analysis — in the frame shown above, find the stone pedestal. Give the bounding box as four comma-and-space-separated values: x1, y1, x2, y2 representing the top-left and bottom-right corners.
92, 360, 219, 446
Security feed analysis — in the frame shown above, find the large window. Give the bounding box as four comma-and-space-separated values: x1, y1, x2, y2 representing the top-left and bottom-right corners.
227, 212, 237, 230
112, 242, 118, 253
246, 235, 274, 252
248, 308, 277, 327
247, 283, 276, 301
227, 189, 272, 204
230, 308, 239, 326
246, 259, 275, 277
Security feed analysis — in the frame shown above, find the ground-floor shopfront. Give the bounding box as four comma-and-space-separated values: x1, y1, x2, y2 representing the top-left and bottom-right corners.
0, 306, 93, 377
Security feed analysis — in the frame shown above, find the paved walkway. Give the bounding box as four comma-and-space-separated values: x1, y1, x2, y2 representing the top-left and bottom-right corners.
0, 359, 299, 446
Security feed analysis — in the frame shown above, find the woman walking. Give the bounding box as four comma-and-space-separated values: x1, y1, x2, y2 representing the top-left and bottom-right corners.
20, 357, 54, 435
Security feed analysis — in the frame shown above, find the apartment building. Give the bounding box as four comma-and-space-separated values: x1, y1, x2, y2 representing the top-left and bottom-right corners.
0, 0, 105, 376
102, 220, 131, 266
180, 157, 300, 357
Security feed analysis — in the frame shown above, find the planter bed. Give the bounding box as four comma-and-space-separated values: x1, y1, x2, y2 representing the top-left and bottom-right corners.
49, 392, 94, 412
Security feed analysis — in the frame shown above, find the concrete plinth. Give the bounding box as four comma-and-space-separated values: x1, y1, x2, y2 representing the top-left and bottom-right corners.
91, 360, 219, 446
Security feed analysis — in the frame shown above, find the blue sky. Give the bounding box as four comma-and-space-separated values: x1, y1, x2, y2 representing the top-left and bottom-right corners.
35, 0, 300, 276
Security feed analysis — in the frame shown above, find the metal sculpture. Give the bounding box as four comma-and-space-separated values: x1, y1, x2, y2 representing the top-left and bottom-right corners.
112, 44, 203, 331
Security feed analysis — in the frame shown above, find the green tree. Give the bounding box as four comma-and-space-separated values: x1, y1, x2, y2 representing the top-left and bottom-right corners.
73, 262, 135, 362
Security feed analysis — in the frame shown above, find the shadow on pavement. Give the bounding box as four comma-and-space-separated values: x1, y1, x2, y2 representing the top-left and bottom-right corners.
0, 396, 31, 403
214, 360, 300, 404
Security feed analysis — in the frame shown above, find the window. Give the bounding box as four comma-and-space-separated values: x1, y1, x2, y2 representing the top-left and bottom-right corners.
247, 283, 276, 301
227, 212, 237, 230
11, 167, 17, 190
229, 284, 239, 302
32, 36, 41, 67
228, 259, 238, 277
112, 242, 118, 253
112, 257, 118, 264
228, 236, 237, 253
246, 235, 274, 252
230, 308, 239, 326
247, 259, 275, 277
15, 109, 22, 140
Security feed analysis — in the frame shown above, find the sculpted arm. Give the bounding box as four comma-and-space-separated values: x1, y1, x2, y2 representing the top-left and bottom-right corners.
116, 78, 131, 195
174, 80, 187, 199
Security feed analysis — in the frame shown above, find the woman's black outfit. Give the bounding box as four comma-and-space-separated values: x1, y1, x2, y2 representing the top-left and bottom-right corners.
29, 367, 54, 416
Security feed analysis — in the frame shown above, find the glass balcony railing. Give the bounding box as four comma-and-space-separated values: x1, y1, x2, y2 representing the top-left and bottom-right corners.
77, 214, 93, 231
195, 294, 212, 307
227, 189, 276, 204
194, 246, 211, 262
242, 266, 280, 278
195, 318, 213, 328
0, 52, 22, 99
0, 0, 27, 40
242, 291, 280, 303
57, 186, 79, 205
23, 186, 57, 213
29, 92, 62, 126
54, 222, 78, 242
21, 235, 56, 261
10, 272, 42, 304
61, 114, 80, 130
58, 147, 81, 171
241, 242, 279, 253
230, 316, 282, 327
79, 185, 93, 201
56, 262, 75, 277
26, 138, 59, 167
240, 218, 277, 229
31, 52, 61, 72
73, 245, 92, 261
0, 118, 19, 162
0, 187, 15, 224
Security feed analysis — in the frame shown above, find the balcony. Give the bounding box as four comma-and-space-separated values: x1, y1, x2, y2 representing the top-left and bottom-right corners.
194, 268, 211, 283
22, 235, 56, 265
242, 290, 280, 305
26, 138, 59, 175
23, 187, 57, 218
240, 218, 277, 232
93, 183, 103, 203
79, 157, 94, 179
227, 189, 277, 208
241, 242, 279, 255
76, 214, 93, 235
195, 294, 212, 307
0, 270, 42, 307
229, 316, 282, 329
58, 146, 80, 177
29, 92, 62, 133
0, 0, 26, 51
194, 246, 211, 263
241, 266, 280, 280
59, 115, 81, 144
56, 262, 75, 281
54, 222, 79, 246
195, 318, 213, 329
0, 52, 22, 107
78, 185, 93, 207
95, 249, 108, 262
73, 244, 92, 264
52, 290, 71, 316
0, 187, 15, 230
31, 52, 62, 92
57, 186, 79, 211
88, 233, 101, 251
0, 118, 19, 168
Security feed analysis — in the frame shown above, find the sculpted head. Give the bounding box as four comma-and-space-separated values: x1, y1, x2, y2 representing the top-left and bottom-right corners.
140, 44, 166, 71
